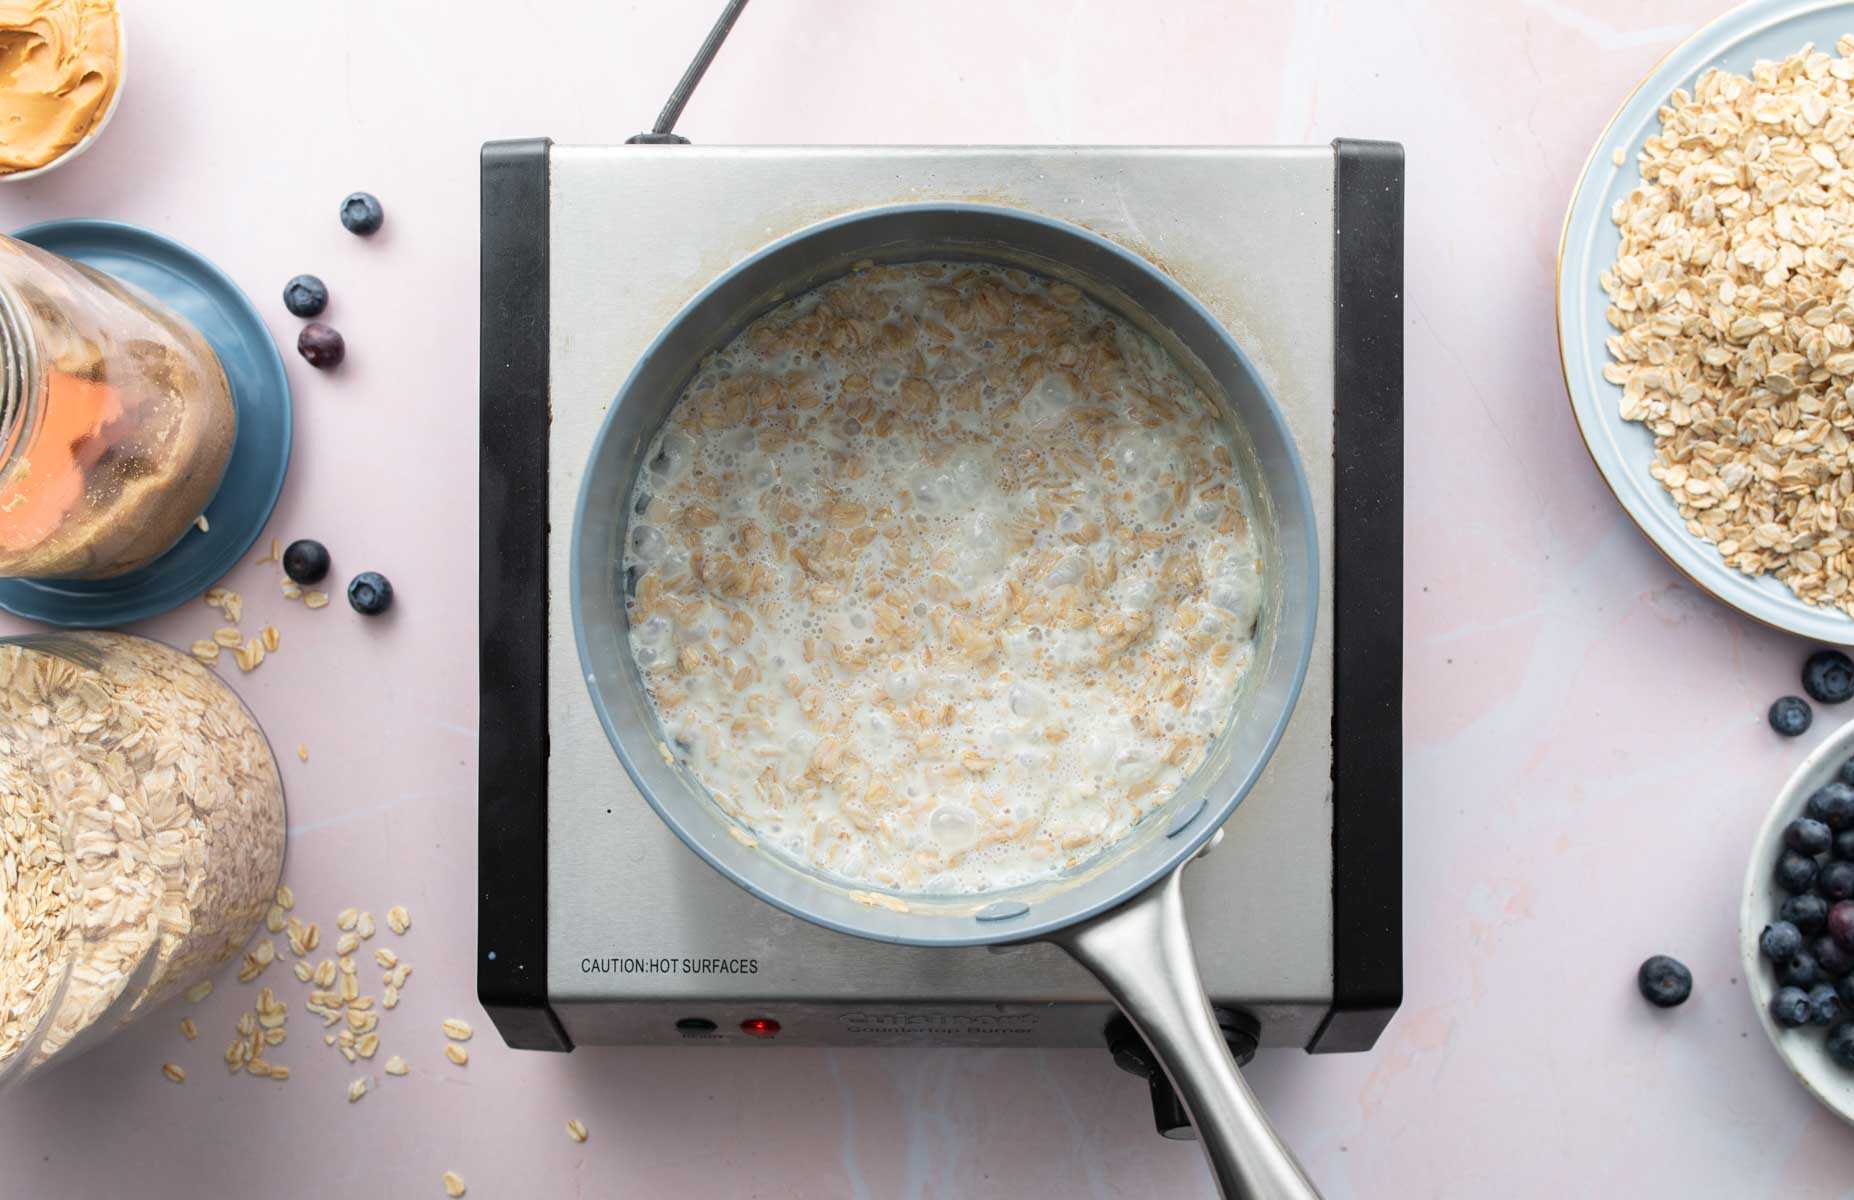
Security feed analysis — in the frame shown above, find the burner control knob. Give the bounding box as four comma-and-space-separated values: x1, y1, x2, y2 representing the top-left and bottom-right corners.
1104, 1009, 1259, 1141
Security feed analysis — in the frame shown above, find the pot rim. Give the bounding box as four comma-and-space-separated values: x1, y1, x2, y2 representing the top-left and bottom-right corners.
570, 201, 1318, 947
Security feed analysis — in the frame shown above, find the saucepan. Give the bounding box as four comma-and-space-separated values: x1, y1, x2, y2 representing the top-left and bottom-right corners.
572, 203, 1321, 1199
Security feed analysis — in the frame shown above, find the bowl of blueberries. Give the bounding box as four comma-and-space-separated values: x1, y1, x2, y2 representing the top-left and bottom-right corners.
1744, 648, 1854, 1120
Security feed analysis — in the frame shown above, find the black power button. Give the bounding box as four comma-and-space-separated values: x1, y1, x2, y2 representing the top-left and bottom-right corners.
675, 1018, 718, 1032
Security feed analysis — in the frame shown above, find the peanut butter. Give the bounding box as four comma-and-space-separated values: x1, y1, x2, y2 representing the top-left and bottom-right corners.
0, 0, 119, 175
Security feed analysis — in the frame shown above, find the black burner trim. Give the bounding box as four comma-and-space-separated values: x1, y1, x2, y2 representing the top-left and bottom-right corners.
479, 138, 571, 1052
1310, 139, 1404, 1055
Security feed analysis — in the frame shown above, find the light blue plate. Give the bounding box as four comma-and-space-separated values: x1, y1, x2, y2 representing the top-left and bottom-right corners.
1559, 0, 1854, 644
0, 220, 291, 627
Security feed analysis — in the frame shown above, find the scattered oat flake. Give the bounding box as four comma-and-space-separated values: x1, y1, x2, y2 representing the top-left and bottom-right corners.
337, 908, 359, 931
180, 1018, 197, 1041
1610, 146, 1626, 167
265, 904, 287, 933
269, 1064, 291, 1081
441, 1018, 474, 1041
442, 1172, 467, 1198
336, 931, 360, 956
292, 961, 313, 983
374, 947, 398, 969
185, 980, 214, 1004
444, 1043, 469, 1066
297, 743, 309, 761
194, 515, 209, 533
282, 579, 302, 600
347, 1077, 369, 1103
190, 640, 220, 662
161, 1063, 186, 1084
566, 1118, 589, 1144
385, 1055, 408, 1076
275, 884, 294, 909
305, 590, 330, 609
387, 905, 411, 935
262, 625, 280, 652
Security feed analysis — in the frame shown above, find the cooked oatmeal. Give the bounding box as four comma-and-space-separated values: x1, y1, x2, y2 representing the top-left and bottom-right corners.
624, 260, 1264, 894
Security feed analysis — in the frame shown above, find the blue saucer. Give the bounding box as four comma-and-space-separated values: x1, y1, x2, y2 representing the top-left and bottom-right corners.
0, 220, 291, 627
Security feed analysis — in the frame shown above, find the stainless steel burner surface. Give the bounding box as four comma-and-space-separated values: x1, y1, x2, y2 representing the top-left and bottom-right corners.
479, 143, 1401, 1055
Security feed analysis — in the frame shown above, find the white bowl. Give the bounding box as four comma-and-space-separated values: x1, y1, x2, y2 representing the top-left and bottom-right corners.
1557, 0, 1854, 644
1740, 715, 1854, 1123
0, 7, 126, 183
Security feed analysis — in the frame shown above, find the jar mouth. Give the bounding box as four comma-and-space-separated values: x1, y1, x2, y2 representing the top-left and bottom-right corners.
0, 275, 37, 479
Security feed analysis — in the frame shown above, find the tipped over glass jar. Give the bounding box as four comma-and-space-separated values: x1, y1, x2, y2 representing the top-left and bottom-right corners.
0, 234, 235, 579
0, 632, 284, 1088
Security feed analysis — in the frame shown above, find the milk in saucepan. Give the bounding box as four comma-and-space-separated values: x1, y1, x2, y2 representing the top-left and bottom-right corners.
623, 261, 1263, 894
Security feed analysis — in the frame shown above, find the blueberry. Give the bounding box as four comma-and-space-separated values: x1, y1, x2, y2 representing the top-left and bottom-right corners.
1823, 861, 1854, 903
1841, 757, 1854, 788
1809, 782, 1854, 830
347, 571, 393, 616
1829, 1021, 1854, 1067
1816, 934, 1854, 978
1814, 984, 1848, 1025
282, 274, 328, 318
1773, 986, 1813, 1027
340, 191, 384, 236
1783, 893, 1831, 934
1778, 849, 1821, 894
1836, 829, 1854, 861
297, 322, 345, 369
1831, 901, 1854, 952
1838, 973, 1854, 1007
1805, 650, 1854, 704
1763, 920, 1806, 962
1637, 955, 1693, 1008
282, 539, 330, 585
1782, 950, 1823, 988
1788, 818, 1835, 855
1771, 696, 1814, 736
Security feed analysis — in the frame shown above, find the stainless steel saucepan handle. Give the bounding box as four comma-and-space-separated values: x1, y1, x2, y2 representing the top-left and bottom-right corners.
1052, 862, 1321, 1200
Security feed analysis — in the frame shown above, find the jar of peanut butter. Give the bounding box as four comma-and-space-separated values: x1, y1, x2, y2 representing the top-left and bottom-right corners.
0, 234, 235, 579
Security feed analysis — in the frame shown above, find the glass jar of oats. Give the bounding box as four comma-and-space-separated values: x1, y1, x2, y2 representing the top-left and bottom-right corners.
0, 632, 284, 1088
0, 234, 236, 579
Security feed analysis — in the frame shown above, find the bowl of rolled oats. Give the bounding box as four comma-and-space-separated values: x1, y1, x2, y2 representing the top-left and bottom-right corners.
0, 631, 284, 1088
1559, 1, 1854, 642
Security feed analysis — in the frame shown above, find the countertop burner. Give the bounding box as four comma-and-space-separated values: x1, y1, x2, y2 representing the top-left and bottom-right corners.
478, 143, 1403, 1095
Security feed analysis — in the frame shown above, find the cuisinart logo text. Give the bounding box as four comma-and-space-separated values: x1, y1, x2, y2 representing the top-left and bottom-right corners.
837, 1012, 1037, 1035
580, 956, 759, 975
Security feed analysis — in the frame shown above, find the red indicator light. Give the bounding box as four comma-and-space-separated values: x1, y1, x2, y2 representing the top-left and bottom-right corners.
739, 1017, 781, 1038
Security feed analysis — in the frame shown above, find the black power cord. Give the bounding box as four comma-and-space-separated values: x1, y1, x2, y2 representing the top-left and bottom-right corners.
627, 0, 751, 145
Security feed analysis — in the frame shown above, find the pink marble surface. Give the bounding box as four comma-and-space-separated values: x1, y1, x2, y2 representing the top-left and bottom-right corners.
1, 0, 1849, 1195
